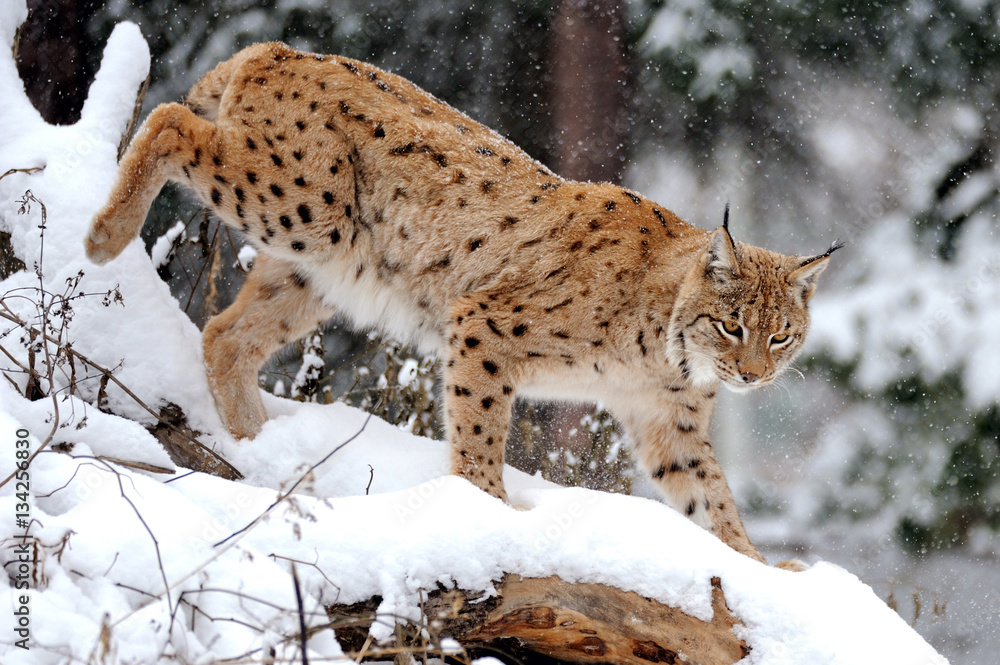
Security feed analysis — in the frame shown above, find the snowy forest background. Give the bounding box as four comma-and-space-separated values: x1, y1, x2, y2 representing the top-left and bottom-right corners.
11, 0, 1000, 661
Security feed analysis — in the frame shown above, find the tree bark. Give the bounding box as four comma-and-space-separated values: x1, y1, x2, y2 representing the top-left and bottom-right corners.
15, 0, 99, 125
551, 0, 629, 185
543, 0, 631, 475
331, 574, 749, 665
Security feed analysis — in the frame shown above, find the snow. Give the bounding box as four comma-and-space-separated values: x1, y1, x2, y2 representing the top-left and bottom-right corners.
809, 214, 1000, 409
0, 7, 949, 664
150, 220, 186, 268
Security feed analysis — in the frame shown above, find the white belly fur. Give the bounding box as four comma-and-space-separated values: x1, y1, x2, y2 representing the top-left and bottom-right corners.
301, 256, 445, 355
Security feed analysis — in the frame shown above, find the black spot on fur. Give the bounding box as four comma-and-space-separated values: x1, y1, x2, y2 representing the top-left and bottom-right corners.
686, 501, 697, 516
652, 466, 666, 479
296, 120, 306, 131
468, 238, 482, 252
271, 154, 282, 167
295, 177, 306, 187
280, 216, 292, 229
211, 188, 221, 204
677, 422, 697, 433
344, 205, 352, 218
271, 184, 284, 197
234, 188, 245, 202
214, 174, 227, 184
487, 319, 503, 337
483, 360, 498, 375
481, 397, 494, 409
298, 204, 312, 223
605, 200, 616, 211
373, 126, 385, 138
473, 425, 482, 435
246, 172, 257, 183
293, 150, 303, 161
465, 337, 480, 347
246, 137, 257, 150
291, 241, 306, 252
330, 229, 341, 244
512, 323, 526, 336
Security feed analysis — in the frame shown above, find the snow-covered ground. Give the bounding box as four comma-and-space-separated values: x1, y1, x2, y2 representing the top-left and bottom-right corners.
0, 6, 954, 664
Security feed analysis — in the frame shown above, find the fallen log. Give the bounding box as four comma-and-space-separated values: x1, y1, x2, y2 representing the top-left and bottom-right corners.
331, 574, 749, 664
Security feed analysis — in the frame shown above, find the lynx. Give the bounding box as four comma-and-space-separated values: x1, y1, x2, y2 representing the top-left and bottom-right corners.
87, 42, 839, 563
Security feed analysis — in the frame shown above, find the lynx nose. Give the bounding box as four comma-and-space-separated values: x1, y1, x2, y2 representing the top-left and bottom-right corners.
740, 371, 760, 384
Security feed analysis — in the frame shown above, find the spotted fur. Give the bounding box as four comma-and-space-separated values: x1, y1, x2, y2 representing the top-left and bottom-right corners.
86, 43, 837, 563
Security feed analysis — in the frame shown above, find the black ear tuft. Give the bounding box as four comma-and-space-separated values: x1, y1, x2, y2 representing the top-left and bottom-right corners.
799, 239, 846, 267
723, 202, 730, 233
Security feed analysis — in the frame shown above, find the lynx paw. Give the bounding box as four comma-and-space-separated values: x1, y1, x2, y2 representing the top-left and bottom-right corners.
84, 217, 119, 265
775, 558, 810, 572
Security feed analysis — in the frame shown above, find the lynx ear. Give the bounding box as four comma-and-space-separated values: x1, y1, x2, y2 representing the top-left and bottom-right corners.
706, 226, 740, 279
788, 241, 843, 303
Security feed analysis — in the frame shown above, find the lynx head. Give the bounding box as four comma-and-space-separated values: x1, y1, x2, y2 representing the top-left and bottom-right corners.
668, 209, 841, 392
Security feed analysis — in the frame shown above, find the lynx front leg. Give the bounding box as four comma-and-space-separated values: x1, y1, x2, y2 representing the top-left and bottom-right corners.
203, 254, 334, 440
86, 102, 215, 264
443, 310, 521, 501
615, 390, 766, 563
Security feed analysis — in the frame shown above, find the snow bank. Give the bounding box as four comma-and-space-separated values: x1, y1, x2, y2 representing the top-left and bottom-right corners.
0, 7, 947, 664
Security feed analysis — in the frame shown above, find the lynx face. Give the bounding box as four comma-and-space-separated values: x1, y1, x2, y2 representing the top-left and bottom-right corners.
668, 226, 834, 392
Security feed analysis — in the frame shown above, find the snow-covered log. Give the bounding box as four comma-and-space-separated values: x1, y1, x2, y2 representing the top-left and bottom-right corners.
334, 573, 748, 664
0, 7, 949, 665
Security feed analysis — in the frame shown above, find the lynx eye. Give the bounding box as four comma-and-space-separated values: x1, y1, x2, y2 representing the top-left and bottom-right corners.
771, 333, 790, 345
720, 319, 742, 339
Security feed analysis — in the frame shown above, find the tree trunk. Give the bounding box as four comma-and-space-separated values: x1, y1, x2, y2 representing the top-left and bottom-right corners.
544, 0, 631, 468
15, 0, 98, 125
551, 0, 629, 185
331, 575, 749, 664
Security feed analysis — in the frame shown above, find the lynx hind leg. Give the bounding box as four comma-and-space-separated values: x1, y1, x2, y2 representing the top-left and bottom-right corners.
443, 305, 522, 501
86, 102, 215, 264
620, 401, 767, 563
203, 253, 334, 440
